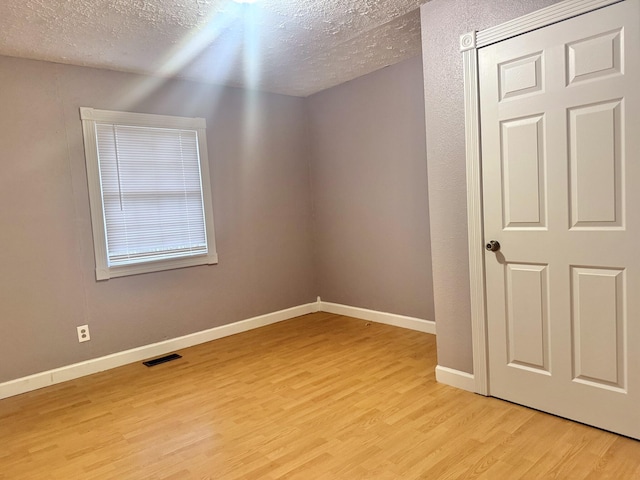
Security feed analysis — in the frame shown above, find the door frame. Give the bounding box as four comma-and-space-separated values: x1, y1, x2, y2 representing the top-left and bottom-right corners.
461, 0, 625, 396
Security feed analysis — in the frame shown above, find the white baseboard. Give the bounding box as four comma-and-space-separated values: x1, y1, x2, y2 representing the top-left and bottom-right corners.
435, 365, 476, 393
0, 301, 435, 400
0, 303, 318, 400
319, 300, 436, 334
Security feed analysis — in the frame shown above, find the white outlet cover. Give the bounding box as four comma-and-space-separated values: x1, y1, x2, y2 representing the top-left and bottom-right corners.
77, 325, 91, 343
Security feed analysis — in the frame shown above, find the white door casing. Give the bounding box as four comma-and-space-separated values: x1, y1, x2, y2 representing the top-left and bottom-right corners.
462, 0, 640, 439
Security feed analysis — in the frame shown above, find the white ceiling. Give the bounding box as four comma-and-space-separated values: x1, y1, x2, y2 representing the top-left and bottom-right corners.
0, 0, 426, 97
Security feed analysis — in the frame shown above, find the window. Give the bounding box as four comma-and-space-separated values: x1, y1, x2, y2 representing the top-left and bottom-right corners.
80, 108, 218, 280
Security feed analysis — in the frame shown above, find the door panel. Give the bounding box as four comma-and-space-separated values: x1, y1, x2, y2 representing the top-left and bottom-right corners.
505, 263, 550, 372
566, 29, 622, 84
571, 266, 626, 390
480, 0, 640, 439
499, 52, 544, 100
501, 115, 546, 228
569, 100, 623, 228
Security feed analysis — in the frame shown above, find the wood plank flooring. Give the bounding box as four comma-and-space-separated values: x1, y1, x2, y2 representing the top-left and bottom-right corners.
1, 312, 639, 479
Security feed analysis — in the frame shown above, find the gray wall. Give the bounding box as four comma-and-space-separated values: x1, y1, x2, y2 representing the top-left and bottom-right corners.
0, 56, 316, 383
308, 56, 435, 321
420, 0, 563, 373
1, 53, 435, 384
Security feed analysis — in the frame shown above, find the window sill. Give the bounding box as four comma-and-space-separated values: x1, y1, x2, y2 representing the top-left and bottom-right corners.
96, 253, 219, 280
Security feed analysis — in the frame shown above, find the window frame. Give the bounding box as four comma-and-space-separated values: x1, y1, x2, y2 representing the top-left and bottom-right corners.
80, 107, 218, 280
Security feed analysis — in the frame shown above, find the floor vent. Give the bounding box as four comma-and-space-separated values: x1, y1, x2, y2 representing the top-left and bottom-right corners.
143, 353, 182, 367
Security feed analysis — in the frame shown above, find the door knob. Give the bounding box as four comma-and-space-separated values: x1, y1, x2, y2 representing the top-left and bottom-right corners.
485, 240, 500, 252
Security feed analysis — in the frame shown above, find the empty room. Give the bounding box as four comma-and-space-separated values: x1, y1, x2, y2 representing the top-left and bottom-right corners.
1, 0, 640, 478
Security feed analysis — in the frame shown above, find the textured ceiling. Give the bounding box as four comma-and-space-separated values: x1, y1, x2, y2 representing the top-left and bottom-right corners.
0, 0, 426, 96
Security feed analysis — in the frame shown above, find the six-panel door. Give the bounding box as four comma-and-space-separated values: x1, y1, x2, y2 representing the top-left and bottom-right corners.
479, 0, 640, 439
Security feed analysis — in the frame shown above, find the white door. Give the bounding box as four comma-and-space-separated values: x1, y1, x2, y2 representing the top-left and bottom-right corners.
480, 0, 640, 439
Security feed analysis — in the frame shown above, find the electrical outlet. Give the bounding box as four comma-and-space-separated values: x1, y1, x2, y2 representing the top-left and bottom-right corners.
77, 325, 91, 343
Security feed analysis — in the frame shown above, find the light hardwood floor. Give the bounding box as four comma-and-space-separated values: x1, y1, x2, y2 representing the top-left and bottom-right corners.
1, 312, 639, 479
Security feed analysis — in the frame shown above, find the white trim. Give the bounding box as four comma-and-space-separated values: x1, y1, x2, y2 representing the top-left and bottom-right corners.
435, 365, 476, 393
460, 31, 476, 52
461, 0, 623, 397
319, 301, 436, 334
315, 296, 322, 312
461, 37, 489, 396
0, 301, 435, 400
80, 107, 206, 129
476, 0, 624, 48
0, 303, 317, 400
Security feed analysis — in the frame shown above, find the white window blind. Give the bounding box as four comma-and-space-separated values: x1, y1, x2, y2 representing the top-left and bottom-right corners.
96, 124, 207, 266
81, 108, 218, 280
